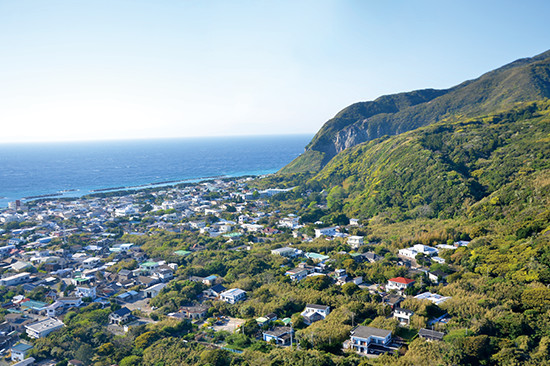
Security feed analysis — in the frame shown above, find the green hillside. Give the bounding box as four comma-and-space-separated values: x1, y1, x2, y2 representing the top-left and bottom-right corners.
309, 100, 550, 228
282, 49, 550, 173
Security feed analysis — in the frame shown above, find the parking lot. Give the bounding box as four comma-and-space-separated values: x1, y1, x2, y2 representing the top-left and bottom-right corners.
211, 317, 245, 332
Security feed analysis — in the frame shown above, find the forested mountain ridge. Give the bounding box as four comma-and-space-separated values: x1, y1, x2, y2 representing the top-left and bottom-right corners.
309, 100, 550, 226
282, 49, 550, 173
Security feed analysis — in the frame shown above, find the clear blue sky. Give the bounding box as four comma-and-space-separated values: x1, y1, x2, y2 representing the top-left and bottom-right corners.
1, 0, 549, 143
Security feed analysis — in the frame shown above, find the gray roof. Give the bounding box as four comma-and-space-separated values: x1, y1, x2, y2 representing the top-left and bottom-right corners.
306, 304, 329, 310
418, 328, 445, 340
263, 326, 293, 337
351, 326, 391, 339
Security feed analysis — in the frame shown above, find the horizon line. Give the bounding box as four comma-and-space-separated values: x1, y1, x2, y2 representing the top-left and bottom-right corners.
0, 132, 315, 145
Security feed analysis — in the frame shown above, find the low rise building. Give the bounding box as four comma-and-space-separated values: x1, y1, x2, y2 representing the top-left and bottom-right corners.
11, 343, 33, 362
301, 304, 330, 325
386, 277, 415, 293
393, 308, 414, 325
347, 236, 364, 249
25, 317, 64, 339
220, 288, 246, 304
263, 326, 294, 346
0, 272, 30, 286
346, 326, 393, 355
418, 328, 445, 341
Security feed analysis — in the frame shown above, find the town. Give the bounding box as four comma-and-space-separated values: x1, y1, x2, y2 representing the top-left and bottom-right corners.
0, 177, 469, 365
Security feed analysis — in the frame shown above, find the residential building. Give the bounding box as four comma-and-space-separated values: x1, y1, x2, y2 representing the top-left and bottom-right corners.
301, 304, 330, 325
271, 247, 301, 257
414, 292, 451, 305
0, 272, 30, 286
347, 326, 393, 354
393, 308, 414, 325
25, 317, 64, 338
75, 286, 97, 299
203, 284, 226, 298
220, 288, 246, 304
179, 305, 210, 319
386, 277, 415, 293
144, 283, 166, 298
109, 307, 134, 325
347, 236, 364, 249
285, 268, 308, 281
314, 226, 338, 238
263, 326, 294, 346
418, 328, 445, 341
11, 343, 33, 362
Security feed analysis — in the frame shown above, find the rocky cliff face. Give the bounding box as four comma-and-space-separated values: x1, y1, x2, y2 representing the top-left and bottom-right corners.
282, 49, 550, 174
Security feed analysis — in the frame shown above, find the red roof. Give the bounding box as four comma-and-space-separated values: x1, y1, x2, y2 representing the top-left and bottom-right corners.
388, 277, 415, 284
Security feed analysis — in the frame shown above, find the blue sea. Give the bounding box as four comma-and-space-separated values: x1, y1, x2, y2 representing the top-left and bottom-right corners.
0, 135, 311, 207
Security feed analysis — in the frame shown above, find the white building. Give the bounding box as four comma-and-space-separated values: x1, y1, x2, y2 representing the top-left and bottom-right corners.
11, 343, 33, 362
75, 286, 97, 299
414, 292, 451, 305
0, 272, 30, 287
301, 304, 330, 325
271, 247, 301, 257
314, 226, 338, 238
25, 318, 64, 339
347, 326, 393, 354
347, 236, 364, 249
220, 288, 247, 304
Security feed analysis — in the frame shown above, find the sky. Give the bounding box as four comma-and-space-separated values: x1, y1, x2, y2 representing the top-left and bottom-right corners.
1, 0, 550, 143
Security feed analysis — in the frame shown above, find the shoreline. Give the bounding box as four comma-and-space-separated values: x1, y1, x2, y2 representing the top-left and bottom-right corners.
4, 172, 269, 208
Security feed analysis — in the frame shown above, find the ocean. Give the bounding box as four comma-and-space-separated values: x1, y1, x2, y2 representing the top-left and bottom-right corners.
0, 135, 311, 207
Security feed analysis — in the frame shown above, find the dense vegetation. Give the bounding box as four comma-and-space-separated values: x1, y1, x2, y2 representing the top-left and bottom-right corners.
283, 49, 550, 173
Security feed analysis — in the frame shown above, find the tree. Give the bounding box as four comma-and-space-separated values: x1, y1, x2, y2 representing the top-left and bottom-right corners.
74, 344, 93, 365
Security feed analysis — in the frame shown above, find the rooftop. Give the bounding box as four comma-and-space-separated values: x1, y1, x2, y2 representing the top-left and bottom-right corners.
25, 317, 64, 332
351, 326, 392, 339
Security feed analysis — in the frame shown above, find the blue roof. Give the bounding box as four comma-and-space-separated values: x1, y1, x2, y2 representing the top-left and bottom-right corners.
12, 343, 33, 352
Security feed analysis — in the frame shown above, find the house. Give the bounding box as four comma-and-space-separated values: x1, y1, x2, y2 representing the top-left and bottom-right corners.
25, 317, 64, 338
144, 283, 166, 298
109, 307, 134, 325
45, 301, 64, 317
285, 268, 308, 281
304, 252, 330, 263
0, 272, 30, 286
271, 247, 301, 258
414, 292, 451, 305
11, 343, 33, 362
179, 304, 210, 319
58, 297, 83, 308
314, 226, 338, 238
386, 277, 415, 293
203, 284, 227, 298
301, 304, 330, 325
418, 328, 445, 341
11, 357, 35, 366
349, 218, 360, 226
347, 236, 364, 249
346, 326, 393, 354
428, 269, 449, 283
220, 288, 246, 304
354, 252, 382, 263
202, 275, 218, 286
75, 286, 96, 299
399, 244, 438, 259
384, 294, 404, 309
118, 269, 134, 281
263, 326, 294, 346
393, 308, 414, 325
